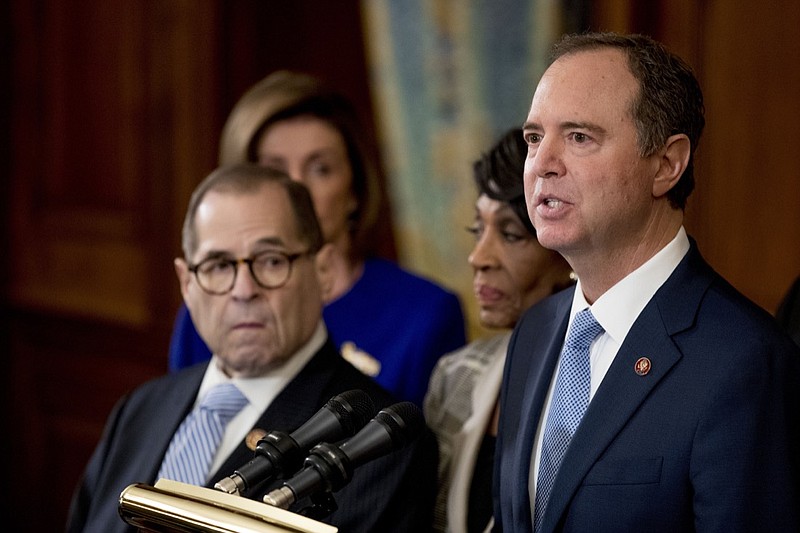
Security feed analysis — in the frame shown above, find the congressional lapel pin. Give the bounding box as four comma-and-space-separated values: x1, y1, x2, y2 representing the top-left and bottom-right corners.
246, 428, 268, 451
634, 357, 652, 376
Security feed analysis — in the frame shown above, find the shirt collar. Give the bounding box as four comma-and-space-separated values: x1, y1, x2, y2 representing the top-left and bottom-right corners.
571, 226, 690, 344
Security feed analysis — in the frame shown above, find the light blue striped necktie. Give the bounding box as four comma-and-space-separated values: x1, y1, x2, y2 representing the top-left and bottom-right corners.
157, 382, 249, 486
534, 308, 604, 532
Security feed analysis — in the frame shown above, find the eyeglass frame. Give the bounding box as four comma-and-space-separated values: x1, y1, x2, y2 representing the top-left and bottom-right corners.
186, 249, 312, 295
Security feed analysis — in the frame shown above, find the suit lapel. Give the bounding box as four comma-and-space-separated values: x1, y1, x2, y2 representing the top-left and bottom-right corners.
539, 304, 682, 530
504, 291, 573, 530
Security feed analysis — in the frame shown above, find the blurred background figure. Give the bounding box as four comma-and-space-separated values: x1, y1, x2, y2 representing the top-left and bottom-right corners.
424, 128, 574, 533
169, 71, 466, 406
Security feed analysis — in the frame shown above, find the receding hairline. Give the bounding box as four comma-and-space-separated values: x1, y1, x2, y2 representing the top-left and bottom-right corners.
530, 46, 642, 138
181, 165, 322, 260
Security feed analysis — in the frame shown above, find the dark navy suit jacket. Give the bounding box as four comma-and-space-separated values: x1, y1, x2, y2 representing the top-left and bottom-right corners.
494, 243, 800, 532
67, 339, 437, 533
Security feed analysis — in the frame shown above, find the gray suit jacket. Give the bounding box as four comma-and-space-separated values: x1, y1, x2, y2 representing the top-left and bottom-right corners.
425, 333, 508, 532
68, 339, 437, 532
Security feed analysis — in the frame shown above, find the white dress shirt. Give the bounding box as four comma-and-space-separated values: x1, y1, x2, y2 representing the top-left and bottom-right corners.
528, 227, 690, 519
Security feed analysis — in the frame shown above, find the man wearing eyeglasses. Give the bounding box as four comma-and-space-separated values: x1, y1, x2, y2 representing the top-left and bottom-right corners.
67, 164, 437, 533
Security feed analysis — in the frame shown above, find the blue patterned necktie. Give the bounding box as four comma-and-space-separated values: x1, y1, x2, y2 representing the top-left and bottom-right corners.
534, 308, 604, 532
157, 382, 249, 486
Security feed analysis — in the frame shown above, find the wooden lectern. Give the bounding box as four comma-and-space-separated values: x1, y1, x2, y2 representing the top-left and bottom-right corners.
118, 479, 338, 533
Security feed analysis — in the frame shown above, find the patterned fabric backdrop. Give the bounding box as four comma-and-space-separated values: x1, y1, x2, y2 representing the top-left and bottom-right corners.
361, 0, 587, 338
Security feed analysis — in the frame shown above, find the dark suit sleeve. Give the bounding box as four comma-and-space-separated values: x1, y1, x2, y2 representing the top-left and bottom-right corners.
776, 275, 800, 346
250, 346, 440, 533
491, 319, 527, 533
688, 337, 800, 530
322, 424, 439, 532
65, 394, 129, 533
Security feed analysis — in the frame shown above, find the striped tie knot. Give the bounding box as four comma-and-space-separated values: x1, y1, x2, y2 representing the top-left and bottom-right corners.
157, 383, 248, 486
200, 382, 249, 426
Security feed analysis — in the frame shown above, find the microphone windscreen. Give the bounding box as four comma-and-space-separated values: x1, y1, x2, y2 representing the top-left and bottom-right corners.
330, 389, 375, 434
376, 401, 424, 448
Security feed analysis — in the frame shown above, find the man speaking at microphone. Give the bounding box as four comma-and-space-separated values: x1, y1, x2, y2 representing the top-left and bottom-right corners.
67, 164, 437, 532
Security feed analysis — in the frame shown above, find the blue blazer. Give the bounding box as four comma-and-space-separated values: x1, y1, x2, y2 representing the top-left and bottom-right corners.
494, 243, 800, 532
68, 339, 437, 533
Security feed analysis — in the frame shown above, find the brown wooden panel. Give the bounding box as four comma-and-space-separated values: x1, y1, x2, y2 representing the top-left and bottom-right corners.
10, 0, 162, 326
3, 1, 382, 529
5, 0, 221, 528
694, 1, 800, 311
7, 309, 167, 531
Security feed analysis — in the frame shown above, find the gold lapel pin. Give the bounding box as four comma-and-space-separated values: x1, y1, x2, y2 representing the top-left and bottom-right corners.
634, 357, 652, 376
245, 428, 268, 451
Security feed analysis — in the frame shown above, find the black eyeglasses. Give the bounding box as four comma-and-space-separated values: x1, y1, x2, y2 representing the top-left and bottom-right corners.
188, 250, 311, 295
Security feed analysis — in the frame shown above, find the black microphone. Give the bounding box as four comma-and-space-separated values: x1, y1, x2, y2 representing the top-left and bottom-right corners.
214, 389, 374, 495
262, 401, 424, 510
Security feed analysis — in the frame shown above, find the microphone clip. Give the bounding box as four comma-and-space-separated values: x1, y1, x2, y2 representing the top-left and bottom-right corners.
301, 442, 353, 492
299, 490, 338, 521
215, 430, 303, 495
262, 442, 352, 510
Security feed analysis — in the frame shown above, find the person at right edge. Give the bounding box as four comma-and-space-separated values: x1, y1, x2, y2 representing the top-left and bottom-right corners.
493, 32, 800, 532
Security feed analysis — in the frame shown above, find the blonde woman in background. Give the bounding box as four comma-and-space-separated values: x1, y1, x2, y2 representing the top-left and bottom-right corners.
424, 128, 574, 532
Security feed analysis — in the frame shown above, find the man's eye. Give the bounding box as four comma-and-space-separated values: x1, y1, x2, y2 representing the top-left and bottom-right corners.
524, 133, 542, 144
571, 132, 589, 143
255, 254, 287, 270
200, 260, 231, 274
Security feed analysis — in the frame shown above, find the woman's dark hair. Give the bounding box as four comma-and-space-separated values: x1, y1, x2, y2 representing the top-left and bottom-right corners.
473, 128, 534, 235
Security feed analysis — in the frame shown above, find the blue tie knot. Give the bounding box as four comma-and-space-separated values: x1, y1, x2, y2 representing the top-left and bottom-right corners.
567, 308, 604, 351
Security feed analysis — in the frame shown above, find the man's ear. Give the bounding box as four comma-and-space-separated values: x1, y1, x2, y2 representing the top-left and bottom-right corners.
174, 257, 192, 301
653, 133, 691, 198
313, 243, 336, 303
